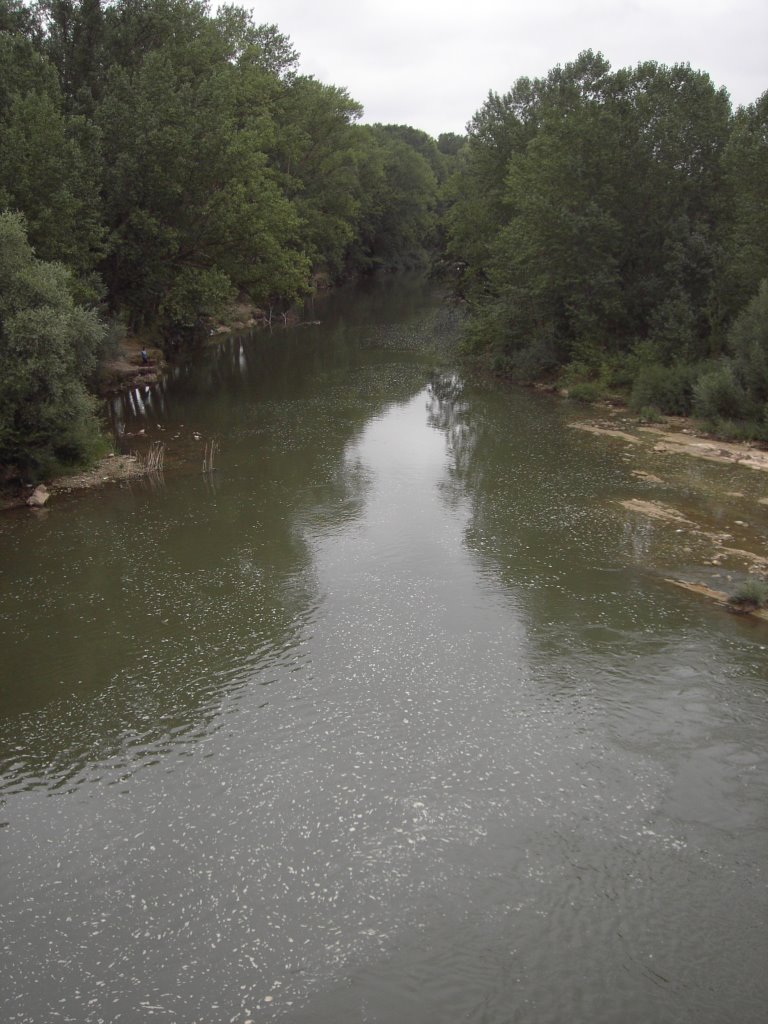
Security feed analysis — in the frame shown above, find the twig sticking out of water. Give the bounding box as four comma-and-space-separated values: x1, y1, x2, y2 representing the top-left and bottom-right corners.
134, 441, 165, 473
202, 439, 218, 474
147, 441, 165, 472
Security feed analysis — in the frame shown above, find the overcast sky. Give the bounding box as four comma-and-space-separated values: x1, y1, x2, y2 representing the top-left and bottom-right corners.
244, 0, 767, 137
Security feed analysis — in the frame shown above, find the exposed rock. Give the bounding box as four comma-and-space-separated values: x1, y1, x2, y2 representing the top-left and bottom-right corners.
50, 455, 145, 493
664, 578, 768, 622
641, 428, 768, 471
631, 469, 664, 483
719, 546, 768, 570
569, 422, 641, 444
619, 498, 693, 525
26, 484, 49, 508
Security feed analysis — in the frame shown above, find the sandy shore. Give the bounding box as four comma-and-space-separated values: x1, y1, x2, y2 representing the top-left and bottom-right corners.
49, 454, 148, 492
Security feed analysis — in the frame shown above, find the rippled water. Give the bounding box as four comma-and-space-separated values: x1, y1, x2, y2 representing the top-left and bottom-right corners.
1, 276, 767, 1023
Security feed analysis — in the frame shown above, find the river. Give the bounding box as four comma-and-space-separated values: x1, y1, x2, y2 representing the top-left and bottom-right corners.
1, 275, 767, 1023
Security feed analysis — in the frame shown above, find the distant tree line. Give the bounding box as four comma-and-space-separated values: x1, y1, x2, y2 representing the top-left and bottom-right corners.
0, 0, 456, 478
443, 51, 768, 438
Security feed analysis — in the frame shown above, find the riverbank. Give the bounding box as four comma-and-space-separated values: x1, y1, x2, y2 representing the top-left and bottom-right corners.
0, 295, 321, 510
565, 407, 768, 621
0, 454, 151, 510
97, 298, 312, 397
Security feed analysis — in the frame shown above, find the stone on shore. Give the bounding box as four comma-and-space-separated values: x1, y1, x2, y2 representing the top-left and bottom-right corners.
26, 484, 49, 508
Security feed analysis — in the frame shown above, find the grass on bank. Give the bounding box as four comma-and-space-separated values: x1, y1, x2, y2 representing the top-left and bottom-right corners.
727, 578, 768, 611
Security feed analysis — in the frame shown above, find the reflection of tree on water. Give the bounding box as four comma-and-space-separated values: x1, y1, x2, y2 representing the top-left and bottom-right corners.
428, 376, 736, 667
426, 377, 659, 646
426, 372, 477, 481
0, 347, 436, 798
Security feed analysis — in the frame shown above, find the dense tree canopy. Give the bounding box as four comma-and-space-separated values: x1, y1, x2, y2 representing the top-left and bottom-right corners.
0, 0, 443, 341
2, 5, 766, 477
0, 0, 446, 476
443, 51, 768, 434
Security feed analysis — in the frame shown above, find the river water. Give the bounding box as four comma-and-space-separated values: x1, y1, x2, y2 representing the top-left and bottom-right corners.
1, 276, 767, 1024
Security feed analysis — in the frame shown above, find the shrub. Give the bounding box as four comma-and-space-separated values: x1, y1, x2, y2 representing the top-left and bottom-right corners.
506, 333, 561, 382
630, 362, 696, 415
598, 356, 635, 391
727, 578, 768, 610
708, 418, 768, 442
567, 381, 603, 403
0, 212, 106, 480
638, 406, 663, 423
728, 279, 768, 405
692, 363, 749, 421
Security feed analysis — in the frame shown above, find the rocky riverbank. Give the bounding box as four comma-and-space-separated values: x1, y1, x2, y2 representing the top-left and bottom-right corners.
0, 454, 150, 510
567, 410, 768, 622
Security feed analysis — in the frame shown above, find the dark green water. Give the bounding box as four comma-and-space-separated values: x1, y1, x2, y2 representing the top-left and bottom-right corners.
1, 276, 767, 1024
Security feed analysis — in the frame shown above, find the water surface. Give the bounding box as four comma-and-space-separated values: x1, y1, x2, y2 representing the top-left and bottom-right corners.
1, 276, 767, 1023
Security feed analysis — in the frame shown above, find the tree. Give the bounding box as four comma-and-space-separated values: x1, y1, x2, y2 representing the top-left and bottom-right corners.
443, 76, 540, 301
722, 93, 768, 316
0, 0, 41, 37
268, 75, 363, 277
96, 29, 309, 337
0, 29, 104, 291
728, 278, 768, 411
344, 125, 438, 272
36, 0, 106, 113
447, 52, 734, 378
0, 211, 106, 478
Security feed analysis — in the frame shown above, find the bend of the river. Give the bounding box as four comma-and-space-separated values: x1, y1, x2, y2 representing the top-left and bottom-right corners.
1, 275, 767, 1024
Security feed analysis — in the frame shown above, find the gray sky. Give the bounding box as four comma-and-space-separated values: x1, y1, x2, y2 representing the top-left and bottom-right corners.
245, 0, 767, 137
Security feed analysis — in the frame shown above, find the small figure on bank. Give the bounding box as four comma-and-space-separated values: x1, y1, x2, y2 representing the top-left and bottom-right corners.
140, 347, 149, 366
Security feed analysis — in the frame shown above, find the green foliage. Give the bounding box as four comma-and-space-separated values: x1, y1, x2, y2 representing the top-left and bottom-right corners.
0, 212, 106, 478
95, 38, 310, 333
270, 75, 363, 277
447, 51, 735, 390
2, 0, 442, 342
705, 417, 768, 442
727, 279, 768, 405
443, 49, 768, 442
692, 362, 748, 421
0, 0, 41, 37
721, 94, 768, 313
566, 381, 603, 403
629, 362, 696, 416
161, 267, 234, 329
343, 124, 439, 274
637, 406, 663, 423
0, 30, 104, 287
437, 132, 465, 157
727, 578, 768, 610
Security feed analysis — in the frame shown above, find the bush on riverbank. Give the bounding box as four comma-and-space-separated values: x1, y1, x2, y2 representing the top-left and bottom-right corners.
727, 579, 768, 612
0, 213, 108, 481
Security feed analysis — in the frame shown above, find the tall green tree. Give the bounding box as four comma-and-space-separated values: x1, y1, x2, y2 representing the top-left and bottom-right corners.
89, 1, 314, 336
36, 0, 105, 113
269, 75, 363, 277
97, 49, 308, 335
343, 125, 438, 273
722, 92, 768, 316
447, 52, 733, 377
0, 211, 105, 478
0, 29, 104, 291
